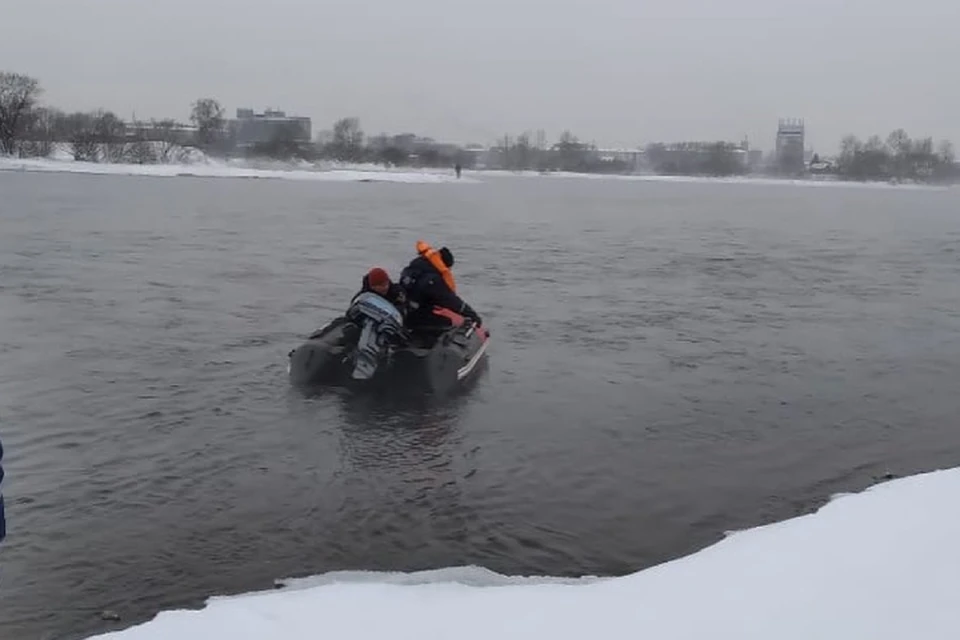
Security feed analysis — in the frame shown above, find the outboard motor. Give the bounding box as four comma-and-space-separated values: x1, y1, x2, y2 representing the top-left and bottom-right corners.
345, 292, 406, 380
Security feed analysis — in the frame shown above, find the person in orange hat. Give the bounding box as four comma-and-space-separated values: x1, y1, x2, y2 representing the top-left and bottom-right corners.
351, 266, 407, 313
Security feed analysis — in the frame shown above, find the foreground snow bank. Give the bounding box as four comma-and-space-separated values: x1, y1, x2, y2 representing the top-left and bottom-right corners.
88, 467, 960, 639
0, 155, 472, 184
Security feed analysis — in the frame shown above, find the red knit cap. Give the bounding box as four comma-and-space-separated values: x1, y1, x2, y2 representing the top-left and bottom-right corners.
367, 267, 390, 287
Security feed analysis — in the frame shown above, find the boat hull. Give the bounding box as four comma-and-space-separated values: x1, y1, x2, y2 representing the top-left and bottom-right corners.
288, 318, 489, 396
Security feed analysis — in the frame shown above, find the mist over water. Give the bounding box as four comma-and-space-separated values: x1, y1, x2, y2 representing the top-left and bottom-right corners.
1, 172, 959, 639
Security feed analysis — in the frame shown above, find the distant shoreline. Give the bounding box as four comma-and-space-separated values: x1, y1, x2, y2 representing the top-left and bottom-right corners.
1, 154, 951, 191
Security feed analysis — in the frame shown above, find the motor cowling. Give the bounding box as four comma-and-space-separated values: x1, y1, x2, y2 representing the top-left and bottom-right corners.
345, 292, 406, 380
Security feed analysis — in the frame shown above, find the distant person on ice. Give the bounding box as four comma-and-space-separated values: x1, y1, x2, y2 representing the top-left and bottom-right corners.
455, 163, 462, 179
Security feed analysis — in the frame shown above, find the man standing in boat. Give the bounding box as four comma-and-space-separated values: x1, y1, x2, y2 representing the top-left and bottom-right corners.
399, 241, 482, 332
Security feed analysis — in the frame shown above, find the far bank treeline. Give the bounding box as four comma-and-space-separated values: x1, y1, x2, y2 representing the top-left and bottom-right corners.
1, 71, 957, 183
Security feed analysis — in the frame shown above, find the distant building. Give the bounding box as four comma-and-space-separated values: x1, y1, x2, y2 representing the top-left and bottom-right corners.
230, 108, 312, 148
775, 118, 805, 174
596, 149, 644, 172
122, 120, 197, 145
459, 144, 490, 169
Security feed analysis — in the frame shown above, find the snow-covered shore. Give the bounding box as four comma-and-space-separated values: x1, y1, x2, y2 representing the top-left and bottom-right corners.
87, 466, 960, 640
0, 154, 470, 184
2, 149, 952, 190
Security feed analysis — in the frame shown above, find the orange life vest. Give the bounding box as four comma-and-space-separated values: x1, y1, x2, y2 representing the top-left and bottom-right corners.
416, 240, 456, 293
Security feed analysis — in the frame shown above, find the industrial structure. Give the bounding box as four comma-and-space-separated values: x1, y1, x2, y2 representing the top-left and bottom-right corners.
775, 118, 806, 175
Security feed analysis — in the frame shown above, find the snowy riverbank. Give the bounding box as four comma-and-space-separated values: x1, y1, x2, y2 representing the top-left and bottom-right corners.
0, 154, 472, 184
2, 151, 953, 190
87, 466, 960, 640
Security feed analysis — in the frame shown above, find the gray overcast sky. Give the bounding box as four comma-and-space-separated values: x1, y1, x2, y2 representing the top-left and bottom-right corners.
3, 0, 958, 153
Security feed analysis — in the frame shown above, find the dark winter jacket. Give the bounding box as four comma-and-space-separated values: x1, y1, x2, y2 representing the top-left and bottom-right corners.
399, 256, 480, 323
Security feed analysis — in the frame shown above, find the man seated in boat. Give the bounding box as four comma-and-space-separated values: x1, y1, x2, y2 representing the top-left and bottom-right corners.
398, 241, 482, 334
350, 267, 407, 314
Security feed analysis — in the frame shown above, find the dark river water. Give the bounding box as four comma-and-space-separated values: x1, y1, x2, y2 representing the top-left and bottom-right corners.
1, 171, 959, 639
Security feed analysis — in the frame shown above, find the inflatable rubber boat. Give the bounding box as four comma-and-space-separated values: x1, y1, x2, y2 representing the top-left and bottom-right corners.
288, 292, 489, 395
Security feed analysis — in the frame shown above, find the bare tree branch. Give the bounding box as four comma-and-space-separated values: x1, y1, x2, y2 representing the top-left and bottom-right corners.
0, 71, 42, 155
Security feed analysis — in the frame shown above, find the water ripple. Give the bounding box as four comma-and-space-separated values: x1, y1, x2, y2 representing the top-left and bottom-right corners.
1, 173, 960, 639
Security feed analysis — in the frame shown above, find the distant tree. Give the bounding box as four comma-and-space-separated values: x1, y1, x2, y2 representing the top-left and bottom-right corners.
190, 98, 225, 150
886, 128, 911, 178
64, 112, 99, 161
934, 140, 958, 182
129, 131, 157, 164
419, 147, 441, 167
94, 110, 128, 162
860, 135, 891, 179
833, 129, 952, 182
498, 134, 512, 169
535, 129, 547, 151
556, 130, 587, 171
18, 106, 60, 158
514, 132, 532, 170
379, 146, 407, 167
151, 119, 186, 163
909, 136, 935, 179
887, 128, 910, 155
837, 135, 861, 175
703, 141, 744, 176
934, 140, 954, 164
330, 117, 364, 161
644, 142, 668, 172
0, 71, 42, 155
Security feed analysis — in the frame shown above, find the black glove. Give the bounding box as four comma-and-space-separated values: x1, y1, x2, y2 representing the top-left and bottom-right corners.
462, 304, 481, 326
